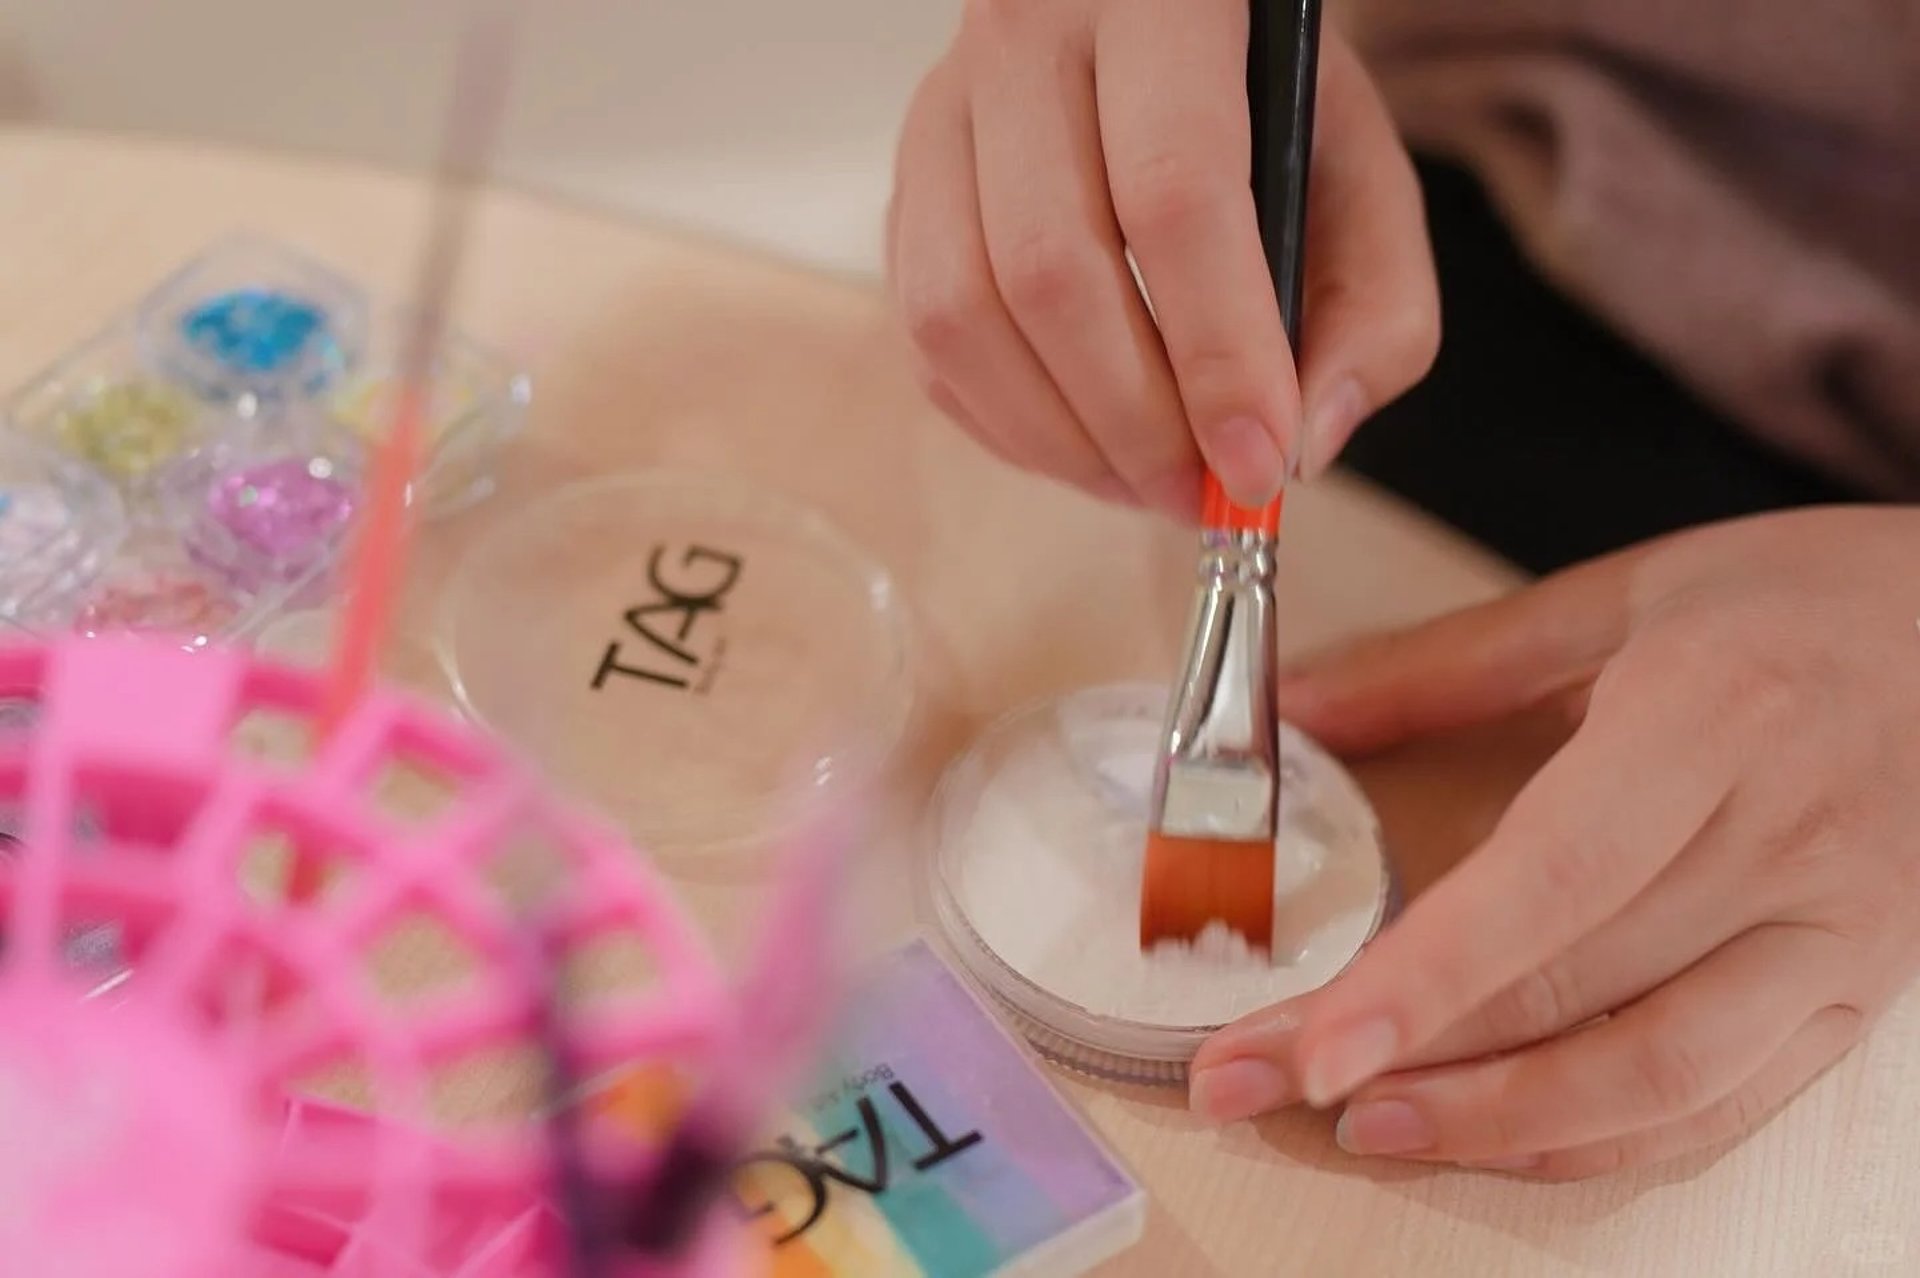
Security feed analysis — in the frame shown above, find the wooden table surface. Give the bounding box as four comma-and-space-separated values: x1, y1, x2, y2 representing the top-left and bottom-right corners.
3, 126, 1915, 1277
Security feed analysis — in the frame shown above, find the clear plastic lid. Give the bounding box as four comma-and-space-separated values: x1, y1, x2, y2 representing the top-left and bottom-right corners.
437, 471, 912, 862
927, 682, 1392, 1086
328, 311, 530, 516
135, 233, 367, 408
0, 434, 128, 627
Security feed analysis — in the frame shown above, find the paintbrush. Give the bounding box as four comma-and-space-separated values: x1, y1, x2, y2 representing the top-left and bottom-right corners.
539, 812, 855, 1270
287, 0, 519, 902
626, 814, 852, 1259
1139, 0, 1321, 951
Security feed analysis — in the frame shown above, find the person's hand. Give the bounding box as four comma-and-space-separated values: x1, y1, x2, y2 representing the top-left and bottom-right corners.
886, 0, 1438, 519
1189, 507, 1920, 1179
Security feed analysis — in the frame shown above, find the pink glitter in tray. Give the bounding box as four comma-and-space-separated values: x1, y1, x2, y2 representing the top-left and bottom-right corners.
188, 456, 358, 600
207, 457, 357, 564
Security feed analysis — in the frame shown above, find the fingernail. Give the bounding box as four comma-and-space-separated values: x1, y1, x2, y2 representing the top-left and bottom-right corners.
1211, 415, 1289, 505
1302, 1018, 1398, 1106
1189, 1058, 1293, 1124
1463, 1155, 1541, 1173
1335, 1100, 1434, 1156
1302, 378, 1366, 478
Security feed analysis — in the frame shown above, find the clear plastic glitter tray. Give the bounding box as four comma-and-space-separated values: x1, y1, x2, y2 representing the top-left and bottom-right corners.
5, 321, 228, 501
329, 310, 530, 516
927, 682, 1395, 1087
0, 434, 127, 630
0, 233, 531, 645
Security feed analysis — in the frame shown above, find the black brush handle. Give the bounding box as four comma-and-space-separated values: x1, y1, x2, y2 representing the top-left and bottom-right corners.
1245, 0, 1322, 352
529, 929, 608, 1278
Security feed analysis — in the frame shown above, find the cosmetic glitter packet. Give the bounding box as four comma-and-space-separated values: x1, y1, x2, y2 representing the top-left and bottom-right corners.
438, 472, 911, 861
584, 940, 1146, 1278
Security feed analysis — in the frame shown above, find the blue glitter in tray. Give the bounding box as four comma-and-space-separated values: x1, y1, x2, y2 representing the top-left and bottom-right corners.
180, 288, 332, 376
134, 234, 367, 402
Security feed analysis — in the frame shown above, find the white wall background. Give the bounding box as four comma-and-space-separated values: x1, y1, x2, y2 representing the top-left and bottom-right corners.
0, 0, 960, 274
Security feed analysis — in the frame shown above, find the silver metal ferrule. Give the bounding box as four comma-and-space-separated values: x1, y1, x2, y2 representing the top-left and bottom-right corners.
1149, 528, 1282, 842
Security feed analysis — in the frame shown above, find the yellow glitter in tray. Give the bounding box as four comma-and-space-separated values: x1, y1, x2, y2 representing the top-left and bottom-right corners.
333, 374, 471, 444
54, 381, 202, 480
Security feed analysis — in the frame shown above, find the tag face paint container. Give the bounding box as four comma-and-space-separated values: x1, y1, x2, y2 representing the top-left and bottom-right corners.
585, 940, 1147, 1278
928, 682, 1392, 1085
438, 471, 913, 863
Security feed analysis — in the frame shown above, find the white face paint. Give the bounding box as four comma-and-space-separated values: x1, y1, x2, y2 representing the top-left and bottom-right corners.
930, 683, 1392, 1081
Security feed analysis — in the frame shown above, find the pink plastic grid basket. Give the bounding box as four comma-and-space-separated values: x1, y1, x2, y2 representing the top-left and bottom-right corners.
0, 634, 756, 1278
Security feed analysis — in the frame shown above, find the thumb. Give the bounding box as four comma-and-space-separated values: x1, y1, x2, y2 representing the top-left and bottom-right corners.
1277, 561, 1633, 755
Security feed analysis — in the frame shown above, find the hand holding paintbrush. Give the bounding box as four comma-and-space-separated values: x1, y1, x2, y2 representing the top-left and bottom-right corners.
1140, 0, 1322, 951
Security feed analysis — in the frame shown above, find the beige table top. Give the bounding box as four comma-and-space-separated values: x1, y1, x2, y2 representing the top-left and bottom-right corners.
3, 126, 1915, 1278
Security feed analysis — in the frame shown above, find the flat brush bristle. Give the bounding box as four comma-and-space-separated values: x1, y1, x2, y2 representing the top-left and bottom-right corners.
1139, 833, 1275, 950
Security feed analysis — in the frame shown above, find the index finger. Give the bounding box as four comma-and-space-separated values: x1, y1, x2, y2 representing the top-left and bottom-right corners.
1096, 0, 1299, 503
1289, 656, 1742, 1107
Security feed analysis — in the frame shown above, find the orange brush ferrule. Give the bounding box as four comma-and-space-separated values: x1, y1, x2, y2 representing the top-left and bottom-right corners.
1201, 473, 1283, 538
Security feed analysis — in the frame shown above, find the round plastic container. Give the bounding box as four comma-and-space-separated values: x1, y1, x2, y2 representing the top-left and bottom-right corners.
927, 682, 1392, 1085
438, 471, 912, 863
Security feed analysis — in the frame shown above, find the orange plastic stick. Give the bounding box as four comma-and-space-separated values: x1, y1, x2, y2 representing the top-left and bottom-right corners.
316, 387, 423, 742
283, 387, 424, 903
286, 0, 518, 906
